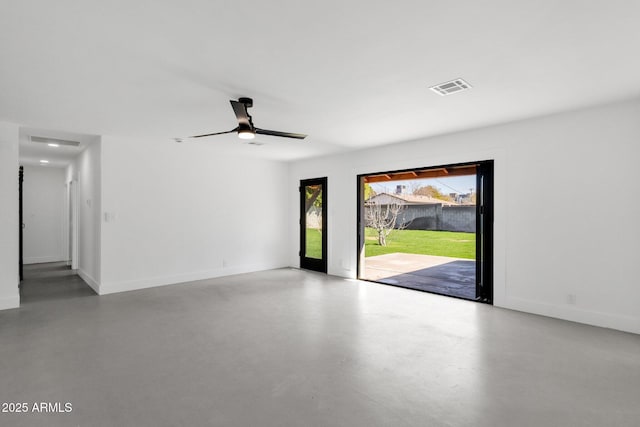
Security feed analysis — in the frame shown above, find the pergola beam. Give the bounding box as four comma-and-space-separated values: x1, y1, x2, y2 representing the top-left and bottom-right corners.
363, 165, 476, 183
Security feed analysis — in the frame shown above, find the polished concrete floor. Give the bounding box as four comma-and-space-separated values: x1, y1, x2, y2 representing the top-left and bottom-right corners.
19, 262, 96, 304
1, 265, 639, 426
364, 253, 476, 299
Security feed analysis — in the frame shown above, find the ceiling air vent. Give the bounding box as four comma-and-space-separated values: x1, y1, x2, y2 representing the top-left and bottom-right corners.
429, 78, 472, 96
30, 136, 80, 147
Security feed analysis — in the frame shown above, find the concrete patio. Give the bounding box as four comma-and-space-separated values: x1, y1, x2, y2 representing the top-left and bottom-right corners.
363, 253, 476, 299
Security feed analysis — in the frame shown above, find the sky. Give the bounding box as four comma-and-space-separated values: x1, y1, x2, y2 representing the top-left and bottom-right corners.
370, 174, 476, 196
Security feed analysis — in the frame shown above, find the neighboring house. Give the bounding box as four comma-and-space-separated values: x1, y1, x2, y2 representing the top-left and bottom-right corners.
365, 192, 475, 232
366, 192, 457, 206
451, 192, 475, 205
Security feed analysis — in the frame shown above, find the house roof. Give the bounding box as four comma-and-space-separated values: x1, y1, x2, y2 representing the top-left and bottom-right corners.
367, 193, 457, 206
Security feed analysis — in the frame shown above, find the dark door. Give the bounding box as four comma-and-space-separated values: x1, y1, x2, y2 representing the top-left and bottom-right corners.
475, 161, 494, 303
300, 177, 327, 273
19, 166, 24, 283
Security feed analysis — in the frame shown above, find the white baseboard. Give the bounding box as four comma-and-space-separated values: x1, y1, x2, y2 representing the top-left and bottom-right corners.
24, 256, 66, 265
0, 294, 20, 311
318, 264, 639, 335
499, 296, 640, 335
99, 263, 287, 296
78, 269, 100, 294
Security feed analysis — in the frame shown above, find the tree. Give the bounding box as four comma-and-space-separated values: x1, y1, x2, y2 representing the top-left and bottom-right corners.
305, 185, 322, 211
408, 181, 422, 195
365, 201, 407, 246
364, 182, 376, 200
305, 185, 323, 232
413, 185, 453, 202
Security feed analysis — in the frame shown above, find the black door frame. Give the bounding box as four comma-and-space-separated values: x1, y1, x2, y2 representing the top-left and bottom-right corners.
475, 161, 494, 303
356, 160, 494, 303
300, 177, 328, 273
19, 166, 24, 284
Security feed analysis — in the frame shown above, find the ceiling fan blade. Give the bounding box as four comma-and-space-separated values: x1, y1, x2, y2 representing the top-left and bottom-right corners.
230, 100, 251, 127
188, 128, 238, 139
255, 128, 307, 140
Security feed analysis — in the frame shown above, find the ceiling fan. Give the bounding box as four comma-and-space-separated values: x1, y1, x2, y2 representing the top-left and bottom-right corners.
175, 97, 307, 143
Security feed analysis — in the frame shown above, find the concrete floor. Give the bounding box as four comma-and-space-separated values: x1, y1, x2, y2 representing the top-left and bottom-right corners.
1, 265, 639, 426
364, 253, 476, 299
19, 262, 96, 304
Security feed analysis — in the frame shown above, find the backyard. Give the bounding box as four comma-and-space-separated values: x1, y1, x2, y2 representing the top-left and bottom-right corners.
305, 228, 323, 259
364, 228, 475, 259
306, 228, 475, 260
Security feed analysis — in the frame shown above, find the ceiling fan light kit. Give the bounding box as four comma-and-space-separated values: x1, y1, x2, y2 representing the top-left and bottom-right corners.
178, 97, 307, 143
237, 128, 256, 140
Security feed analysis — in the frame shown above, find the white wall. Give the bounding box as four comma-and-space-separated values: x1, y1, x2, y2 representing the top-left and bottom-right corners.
75, 139, 101, 292
0, 122, 20, 310
289, 98, 640, 334
99, 136, 290, 294
22, 165, 66, 264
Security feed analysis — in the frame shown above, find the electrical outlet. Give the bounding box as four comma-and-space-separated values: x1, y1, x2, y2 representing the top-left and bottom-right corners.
103, 212, 117, 222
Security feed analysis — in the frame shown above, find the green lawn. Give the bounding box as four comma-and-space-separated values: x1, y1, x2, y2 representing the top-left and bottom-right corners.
365, 228, 475, 259
305, 228, 323, 259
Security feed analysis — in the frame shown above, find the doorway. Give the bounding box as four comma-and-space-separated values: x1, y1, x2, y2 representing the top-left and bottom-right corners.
300, 177, 327, 273
357, 161, 493, 303
19, 165, 94, 305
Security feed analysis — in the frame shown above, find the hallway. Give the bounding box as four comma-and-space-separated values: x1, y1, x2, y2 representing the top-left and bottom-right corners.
20, 262, 95, 305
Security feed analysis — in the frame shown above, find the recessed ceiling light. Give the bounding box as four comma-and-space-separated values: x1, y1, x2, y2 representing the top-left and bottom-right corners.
48, 143, 60, 147
39, 160, 49, 164
429, 78, 472, 96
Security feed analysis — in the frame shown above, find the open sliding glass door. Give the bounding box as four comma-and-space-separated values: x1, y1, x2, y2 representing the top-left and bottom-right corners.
300, 177, 327, 273
357, 160, 494, 303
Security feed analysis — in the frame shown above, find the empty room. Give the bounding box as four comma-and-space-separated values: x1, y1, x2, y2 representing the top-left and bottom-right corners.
1, 1, 639, 426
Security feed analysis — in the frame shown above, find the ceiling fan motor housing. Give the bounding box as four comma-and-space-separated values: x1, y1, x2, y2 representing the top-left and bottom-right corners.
238, 97, 253, 108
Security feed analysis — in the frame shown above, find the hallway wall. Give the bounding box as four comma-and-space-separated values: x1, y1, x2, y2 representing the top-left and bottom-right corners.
62, 139, 102, 292
0, 122, 20, 310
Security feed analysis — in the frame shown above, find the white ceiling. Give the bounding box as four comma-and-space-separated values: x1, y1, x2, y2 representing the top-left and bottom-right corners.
2, 1, 640, 161
19, 127, 98, 168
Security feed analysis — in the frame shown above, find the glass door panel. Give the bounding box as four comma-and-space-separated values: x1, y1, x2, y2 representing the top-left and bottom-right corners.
300, 178, 327, 272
